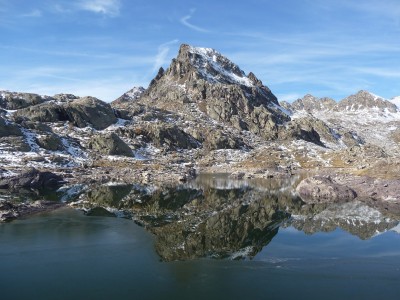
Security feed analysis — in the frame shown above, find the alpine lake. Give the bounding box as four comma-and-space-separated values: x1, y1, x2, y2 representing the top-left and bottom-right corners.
1, 174, 400, 300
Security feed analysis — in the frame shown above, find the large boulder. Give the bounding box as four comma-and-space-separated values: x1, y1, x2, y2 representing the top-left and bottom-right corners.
12, 102, 67, 123
88, 132, 133, 157
0, 168, 64, 190
65, 96, 117, 130
296, 176, 357, 204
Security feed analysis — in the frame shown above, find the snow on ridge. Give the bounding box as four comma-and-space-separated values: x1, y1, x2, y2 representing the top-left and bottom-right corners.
390, 96, 400, 108
370, 92, 383, 101
125, 86, 145, 99
187, 46, 254, 87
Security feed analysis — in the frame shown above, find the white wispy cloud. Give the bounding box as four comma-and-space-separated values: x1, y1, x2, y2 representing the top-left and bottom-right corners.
77, 0, 121, 17
180, 9, 209, 32
152, 39, 179, 72
353, 67, 400, 78
20, 9, 42, 18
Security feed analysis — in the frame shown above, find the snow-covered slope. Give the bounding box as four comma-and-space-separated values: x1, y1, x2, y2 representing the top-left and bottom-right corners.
185, 46, 256, 87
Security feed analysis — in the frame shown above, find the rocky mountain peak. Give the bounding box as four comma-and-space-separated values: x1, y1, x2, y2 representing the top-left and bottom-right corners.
111, 86, 145, 105
165, 44, 266, 91
136, 43, 289, 139
337, 90, 398, 113
290, 94, 336, 113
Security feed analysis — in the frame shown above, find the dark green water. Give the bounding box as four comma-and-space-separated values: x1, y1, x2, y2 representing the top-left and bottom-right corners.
1, 208, 400, 300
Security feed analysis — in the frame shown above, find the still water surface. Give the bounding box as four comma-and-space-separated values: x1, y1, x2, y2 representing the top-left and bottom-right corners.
1, 175, 400, 299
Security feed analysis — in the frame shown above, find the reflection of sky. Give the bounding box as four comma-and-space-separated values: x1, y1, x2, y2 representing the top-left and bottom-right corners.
2, 204, 400, 299
255, 227, 400, 262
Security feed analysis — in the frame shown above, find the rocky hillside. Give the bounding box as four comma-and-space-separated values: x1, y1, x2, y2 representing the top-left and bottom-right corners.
283, 90, 400, 156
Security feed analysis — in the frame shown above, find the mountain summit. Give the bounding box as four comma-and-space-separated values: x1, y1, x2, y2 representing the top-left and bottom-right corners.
336, 90, 398, 113
138, 44, 289, 139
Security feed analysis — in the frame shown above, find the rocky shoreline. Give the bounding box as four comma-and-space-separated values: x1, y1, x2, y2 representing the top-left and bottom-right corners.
0, 200, 65, 222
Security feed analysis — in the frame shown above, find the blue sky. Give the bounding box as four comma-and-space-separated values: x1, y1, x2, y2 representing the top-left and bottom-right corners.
1, 0, 399, 102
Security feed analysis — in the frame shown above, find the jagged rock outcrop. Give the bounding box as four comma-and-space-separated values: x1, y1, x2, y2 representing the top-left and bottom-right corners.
290, 94, 336, 113
138, 44, 290, 139
0, 91, 49, 110
88, 132, 134, 157
12, 96, 117, 130
142, 123, 199, 150
336, 90, 398, 112
202, 129, 245, 150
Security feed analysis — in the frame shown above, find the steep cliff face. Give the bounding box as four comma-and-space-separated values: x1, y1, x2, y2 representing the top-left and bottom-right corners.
138, 44, 289, 139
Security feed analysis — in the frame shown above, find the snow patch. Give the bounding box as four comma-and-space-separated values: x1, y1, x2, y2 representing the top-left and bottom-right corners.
390, 96, 400, 108
187, 46, 254, 87
57, 184, 87, 202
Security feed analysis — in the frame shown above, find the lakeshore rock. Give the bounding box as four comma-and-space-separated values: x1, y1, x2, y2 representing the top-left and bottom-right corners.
0, 168, 64, 190
0, 200, 65, 222
296, 176, 357, 204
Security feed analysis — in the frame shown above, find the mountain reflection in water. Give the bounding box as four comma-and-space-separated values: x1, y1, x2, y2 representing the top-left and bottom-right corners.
63, 174, 400, 261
